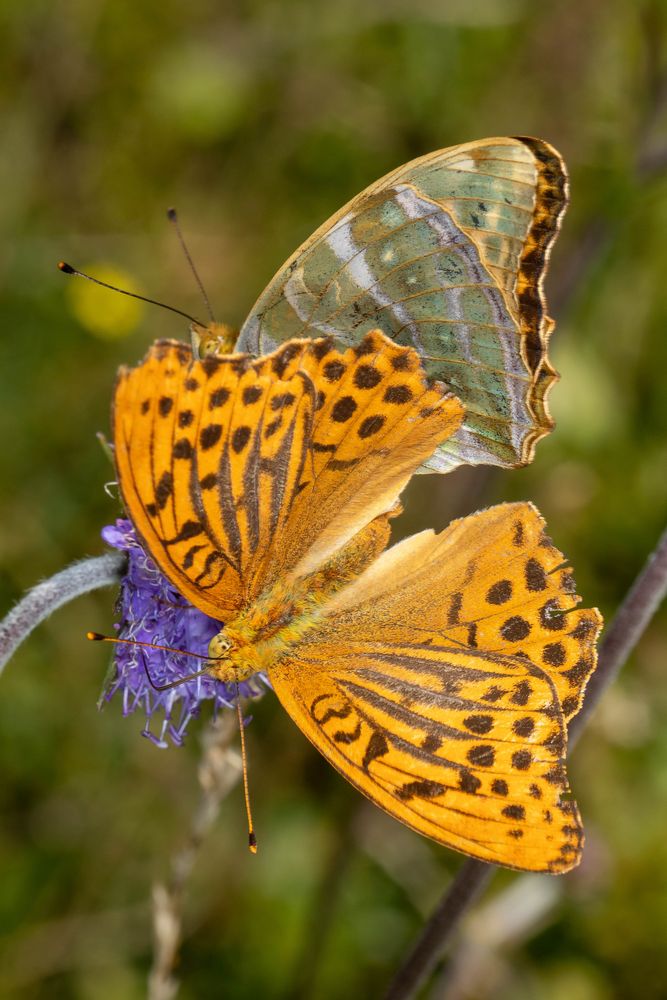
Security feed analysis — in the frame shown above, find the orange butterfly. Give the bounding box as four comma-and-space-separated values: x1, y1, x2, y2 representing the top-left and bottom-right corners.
113, 330, 601, 872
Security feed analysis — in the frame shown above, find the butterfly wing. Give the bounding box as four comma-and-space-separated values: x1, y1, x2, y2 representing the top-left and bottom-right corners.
113, 339, 315, 619
267, 502, 601, 872
113, 334, 463, 618
250, 330, 463, 586
326, 501, 602, 722
270, 642, 579, 872
236, 136, 567, 473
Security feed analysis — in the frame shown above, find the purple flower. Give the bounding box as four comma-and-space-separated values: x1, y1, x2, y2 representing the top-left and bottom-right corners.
100, 519, 266, 748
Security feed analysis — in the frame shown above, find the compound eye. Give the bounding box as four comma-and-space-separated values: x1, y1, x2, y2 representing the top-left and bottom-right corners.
209, 632, 232, 659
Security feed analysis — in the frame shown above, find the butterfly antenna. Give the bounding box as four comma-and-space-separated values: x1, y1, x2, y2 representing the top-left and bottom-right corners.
139, 648, 212, 692
58, 262, 204, 326
167, 207, 216, 323
88, 632, 213, 691
87, 631, 229, 662
236, 685, 258, 854
87, 631, 210, 662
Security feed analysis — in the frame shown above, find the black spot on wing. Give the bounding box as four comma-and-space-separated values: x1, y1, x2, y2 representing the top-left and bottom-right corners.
165, 520, 204, 544
353, 333, 377, 356
211, 387, 231, 408
271, 392, 296, 410
232, 426, 252, 453
241, 385, 262, 405
540, 600, 566, 631
155, 471, 173, 510
358, 414, 385, 438
354, 364, 382, 389
467, 745, 495, 767
510, 681, 532, 706
396, 779, 445, 801
486, 580, 512, 604
362, 731, 389, 771
271, 342, 302, 377
200, 424, 223, 450
332, 396, 357, 422
390, 351, 411, 371
173, 439, 193, 460
511, 750, 532, 770
182, 543, 207, 570
543, 641, 566, 666
482, 685, 507, 703
447, 592, 463, 626
459, 769, 481, 794
463, 714, 493, 735
384, 384, 412, 404
500, 616, 531, 642
525, 558, 547, 591
512, 717, 535, 737
310, 337, 334, 361
333, 722, 362, 744
265, 416, 283, 439
323, 360, 346, 382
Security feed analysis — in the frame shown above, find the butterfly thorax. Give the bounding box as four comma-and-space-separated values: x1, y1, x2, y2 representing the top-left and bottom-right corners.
206, 512, 394, 683
207, 580, 325, 682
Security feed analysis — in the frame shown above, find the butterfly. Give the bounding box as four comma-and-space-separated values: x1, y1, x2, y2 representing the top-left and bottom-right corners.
192, 135, 567, 475
112, 329, 600, 872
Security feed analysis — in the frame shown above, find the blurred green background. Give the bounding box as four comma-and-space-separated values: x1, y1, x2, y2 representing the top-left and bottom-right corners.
1, 1, 667, 997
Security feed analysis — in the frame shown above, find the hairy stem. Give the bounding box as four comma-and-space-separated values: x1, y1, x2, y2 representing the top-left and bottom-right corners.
0, 553, 126, 675
382, 518, 667, 1000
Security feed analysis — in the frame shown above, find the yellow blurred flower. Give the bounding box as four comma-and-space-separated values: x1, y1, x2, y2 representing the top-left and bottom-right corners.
66, 263, 145, 339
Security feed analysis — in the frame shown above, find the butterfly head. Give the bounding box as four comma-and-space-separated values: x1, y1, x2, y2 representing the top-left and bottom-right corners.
190, 321, 237, 358
207, 629, 234, 680
207, 626, 260, 683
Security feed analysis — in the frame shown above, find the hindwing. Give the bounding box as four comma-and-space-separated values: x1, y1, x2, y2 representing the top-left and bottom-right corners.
267, 502, 601, 872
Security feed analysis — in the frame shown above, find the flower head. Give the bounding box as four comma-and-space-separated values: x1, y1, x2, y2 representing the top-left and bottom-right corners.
100, 519, 266, 747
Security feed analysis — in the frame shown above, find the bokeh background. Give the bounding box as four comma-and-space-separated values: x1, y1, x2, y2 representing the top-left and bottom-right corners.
2, 1, 667, 997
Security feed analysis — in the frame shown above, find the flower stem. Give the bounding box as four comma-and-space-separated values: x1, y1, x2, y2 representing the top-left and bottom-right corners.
382, 518, 667, 1000
0, 553, 126, 675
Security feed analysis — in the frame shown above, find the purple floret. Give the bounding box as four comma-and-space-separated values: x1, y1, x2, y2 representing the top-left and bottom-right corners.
100, 519, 266, 748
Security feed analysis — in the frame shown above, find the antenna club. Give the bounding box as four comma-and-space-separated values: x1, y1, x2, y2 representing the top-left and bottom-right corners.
248, 832, 258, 854
54, 261, 203, 326
167, 207, 178, 221
87, 631, 106, 641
